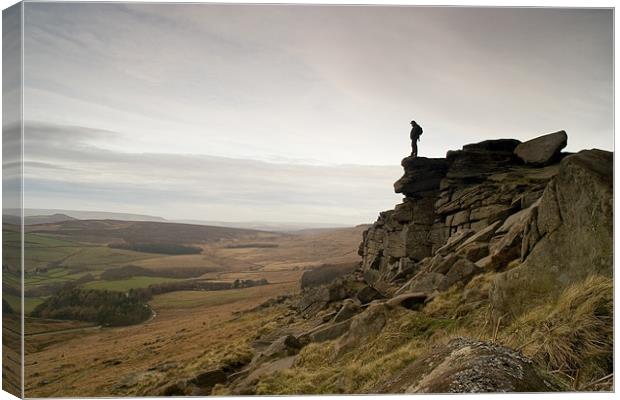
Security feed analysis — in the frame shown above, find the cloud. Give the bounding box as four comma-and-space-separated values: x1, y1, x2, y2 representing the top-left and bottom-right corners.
23, 121, 402, 224
22, 4, 613, 166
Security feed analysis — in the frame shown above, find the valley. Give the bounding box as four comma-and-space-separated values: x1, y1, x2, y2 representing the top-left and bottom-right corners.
8, 220, 366, 397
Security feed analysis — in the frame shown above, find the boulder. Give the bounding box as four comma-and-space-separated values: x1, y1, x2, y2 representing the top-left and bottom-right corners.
375, 337, 558, 393
438, 258, 481, 291
250, 334, 303, 368
462, 139, 521, 153
446, 139, 521, 180
356, 286, 384, 304
514, 130, 567, 166
297, 281, 349, 317
335, 303, 390, 355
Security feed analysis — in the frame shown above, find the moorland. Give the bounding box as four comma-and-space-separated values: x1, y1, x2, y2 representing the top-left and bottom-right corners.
1, 218, 364, 396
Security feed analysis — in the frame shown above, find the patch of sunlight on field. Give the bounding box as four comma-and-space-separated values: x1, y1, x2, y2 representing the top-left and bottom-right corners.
60, 246, 157, 268
4, 293, 47, 315
81, 276, 183, 291
24, 233, 83, 248
134, 253, 213, 268
150, 288, 259, 310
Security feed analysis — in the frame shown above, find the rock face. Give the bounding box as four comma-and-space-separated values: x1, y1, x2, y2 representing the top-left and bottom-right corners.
514, 130, 567, 166
491, 149, 613, 317
376, 338, 557, 393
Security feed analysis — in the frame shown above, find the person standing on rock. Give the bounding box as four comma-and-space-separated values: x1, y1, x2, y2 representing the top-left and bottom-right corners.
410, 120, 423, 157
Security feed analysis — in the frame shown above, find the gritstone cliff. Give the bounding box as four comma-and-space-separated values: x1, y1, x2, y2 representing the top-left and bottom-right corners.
159, 130, 612, 395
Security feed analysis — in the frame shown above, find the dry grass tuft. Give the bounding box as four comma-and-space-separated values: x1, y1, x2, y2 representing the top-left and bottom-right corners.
502, 274, 613, 389
255, 308, 455, 394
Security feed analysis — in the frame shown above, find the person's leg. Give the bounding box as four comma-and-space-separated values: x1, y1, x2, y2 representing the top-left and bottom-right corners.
411, 141, 418, 157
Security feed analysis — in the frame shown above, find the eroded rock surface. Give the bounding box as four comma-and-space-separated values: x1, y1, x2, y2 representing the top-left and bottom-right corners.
376, 338, 557, 393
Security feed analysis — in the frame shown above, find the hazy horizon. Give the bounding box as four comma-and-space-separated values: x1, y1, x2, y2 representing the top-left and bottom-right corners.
17, 4, 613, 224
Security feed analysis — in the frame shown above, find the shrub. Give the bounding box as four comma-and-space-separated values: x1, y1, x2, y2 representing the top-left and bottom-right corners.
31, 287, 152, 326
108, 242, 202, 255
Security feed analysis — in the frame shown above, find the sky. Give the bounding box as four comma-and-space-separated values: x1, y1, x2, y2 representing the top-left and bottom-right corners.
18, 3, 613, 225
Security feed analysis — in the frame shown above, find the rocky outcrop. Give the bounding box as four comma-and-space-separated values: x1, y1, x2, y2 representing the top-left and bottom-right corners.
376, 338, 558, 393
514, 130, 567, 166
360, 130, 612, 320
359, 134, 561, 288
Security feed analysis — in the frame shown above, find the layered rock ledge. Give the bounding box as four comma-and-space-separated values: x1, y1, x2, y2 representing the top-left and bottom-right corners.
359, 131, 612, 303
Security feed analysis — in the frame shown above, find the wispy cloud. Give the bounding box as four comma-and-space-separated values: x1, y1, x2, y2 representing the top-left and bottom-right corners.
23, 121, 402, 223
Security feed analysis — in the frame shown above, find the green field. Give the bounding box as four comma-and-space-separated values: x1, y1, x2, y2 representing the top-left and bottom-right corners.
3, 231, 200, 300
25, 241, 156, 271
81, 276, 183, 291
25, 268, 97, 287
4, 231, 160, 272
4, 293, 47, 315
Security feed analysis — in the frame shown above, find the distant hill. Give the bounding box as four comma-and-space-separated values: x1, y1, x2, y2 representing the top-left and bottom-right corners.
171, 219, 354, 232
5, 209, 167, 222
25, 219, 281, 245
28, 213, 77, 225
4, 213, 77, 226
2, 208, 360, 231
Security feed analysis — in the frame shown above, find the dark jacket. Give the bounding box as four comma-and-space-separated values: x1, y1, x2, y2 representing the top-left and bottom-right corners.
410, 123, 423, 141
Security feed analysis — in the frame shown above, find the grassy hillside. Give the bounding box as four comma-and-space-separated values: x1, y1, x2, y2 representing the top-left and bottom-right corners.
22, 224, 364, 396
25, 219, 281, 245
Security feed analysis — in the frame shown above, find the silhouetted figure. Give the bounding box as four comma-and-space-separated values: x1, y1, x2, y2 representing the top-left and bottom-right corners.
410, 120, 423, 157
